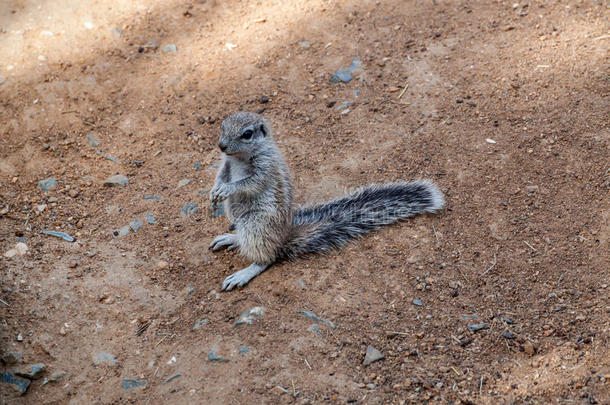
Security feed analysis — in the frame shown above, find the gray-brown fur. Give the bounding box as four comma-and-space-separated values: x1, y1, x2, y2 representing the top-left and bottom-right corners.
209, 112, 445, 291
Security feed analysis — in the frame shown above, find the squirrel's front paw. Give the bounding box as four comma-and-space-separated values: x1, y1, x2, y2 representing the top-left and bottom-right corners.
210, 184, 232, 203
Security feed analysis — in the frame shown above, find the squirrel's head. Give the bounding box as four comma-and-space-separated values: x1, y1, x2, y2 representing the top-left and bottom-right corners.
218, 112, 271, 159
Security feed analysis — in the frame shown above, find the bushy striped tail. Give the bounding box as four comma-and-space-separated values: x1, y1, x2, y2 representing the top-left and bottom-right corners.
279, 180, 444, 260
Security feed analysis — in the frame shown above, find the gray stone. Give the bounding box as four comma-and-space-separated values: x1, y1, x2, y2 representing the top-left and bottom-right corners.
502, 331, 516, 339
87, 132, 100, 148
162, 44, 177, 53
298, 41, 311, 48
237, 346, 250, 355
412, 299, 423, 306
194, 161, 201, 171
15, 364, 46, 379
468, 323, 490, 332
330, 58, 362, 83
180, 202, 198, 217
143, 195, 162, 200
363, 345, 384, 366
38, 178, 57, 192
1, 372, 30, 395
163, 373, 182, 384
296, 309, 336, 329
335, 101, 354, 111
307, 324, 320, 334
92, 352, 118, 365
103, 155, 120, 163
111, 27, 122, 38
208, 349, 229, 362
117, 226, 130, 237
177, 178, 191, 188
129, 218, 143, 232
42, 371, 66, 385
121, 378, 146, 392
234, 306, 266, 326
41, 230, 75, 242
103, 174, 128, 187
145, 213, 156, 224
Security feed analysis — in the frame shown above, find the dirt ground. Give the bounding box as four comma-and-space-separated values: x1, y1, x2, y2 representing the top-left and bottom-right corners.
1, 0, 609, 403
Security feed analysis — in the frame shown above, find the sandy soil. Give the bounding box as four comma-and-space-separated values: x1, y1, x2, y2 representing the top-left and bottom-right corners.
1, 0, 609, 403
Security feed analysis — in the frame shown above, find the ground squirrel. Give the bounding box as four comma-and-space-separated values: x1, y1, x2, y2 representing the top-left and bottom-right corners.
209, 112, 445, 290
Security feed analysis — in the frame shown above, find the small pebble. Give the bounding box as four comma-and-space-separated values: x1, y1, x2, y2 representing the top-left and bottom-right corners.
87, 132, 100, 148
145, 213, 156, 224
502, 331, 516, 339
129, 219, 143, 232
330, 58, 362, 83
42, 371, 66, 385
162, 373, 182, 384
180, 202, 198, 217
114, 226, 130, 237
468, 323, 490, 332
363, 345, 384, 366
15, 364, 46, 379
412, 299, 423, 306
208, 349, 229, 362
103, 174, 128, 187
103, 155, 120, 163
121, 378, 146, 392
38, 178, 57, 192
41, 230, 75, 242
3, 242, 28, 258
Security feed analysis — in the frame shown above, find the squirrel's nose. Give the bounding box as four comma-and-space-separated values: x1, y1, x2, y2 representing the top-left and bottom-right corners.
218, 141, 228, 152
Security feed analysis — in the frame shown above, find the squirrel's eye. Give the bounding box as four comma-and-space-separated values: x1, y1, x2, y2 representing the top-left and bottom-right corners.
241, 129, 253, 140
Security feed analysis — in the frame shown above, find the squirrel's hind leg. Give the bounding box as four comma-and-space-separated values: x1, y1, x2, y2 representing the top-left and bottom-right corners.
222, 262, 269, 291
209, 233, 239, 251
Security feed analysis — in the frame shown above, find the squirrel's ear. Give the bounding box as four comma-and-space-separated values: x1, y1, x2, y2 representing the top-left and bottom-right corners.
259, 123, 267, 137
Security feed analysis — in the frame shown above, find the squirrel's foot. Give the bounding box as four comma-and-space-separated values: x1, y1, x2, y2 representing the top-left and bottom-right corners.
210, 183, 233, 203
222, 262, 269, 291
209, 233, 239, 252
